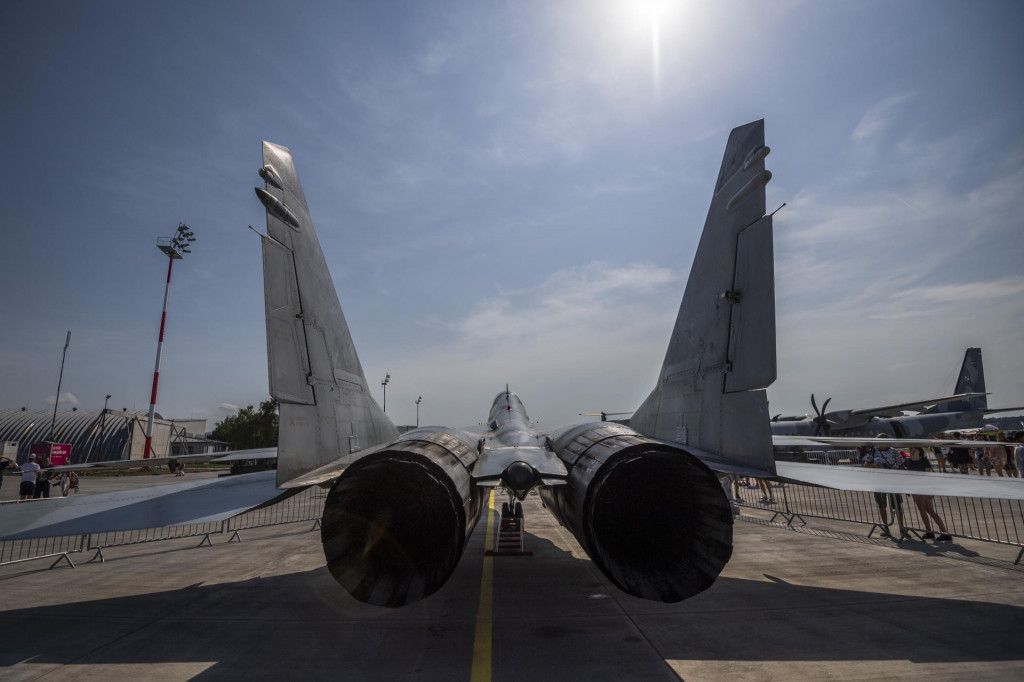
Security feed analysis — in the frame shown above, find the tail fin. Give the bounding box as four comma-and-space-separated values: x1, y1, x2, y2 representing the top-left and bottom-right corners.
924, 348, 988, 414
630, 120, 776, 474
257, 141, 397, 487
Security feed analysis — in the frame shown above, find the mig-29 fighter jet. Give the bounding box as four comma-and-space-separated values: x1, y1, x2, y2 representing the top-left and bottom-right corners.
5, 120, 1017, 607
252, 120, 778, 607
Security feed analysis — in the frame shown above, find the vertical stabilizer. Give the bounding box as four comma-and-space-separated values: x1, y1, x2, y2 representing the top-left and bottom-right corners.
257, 142, 397, 487
630, 121, 776, 474
924, 348, 988, 414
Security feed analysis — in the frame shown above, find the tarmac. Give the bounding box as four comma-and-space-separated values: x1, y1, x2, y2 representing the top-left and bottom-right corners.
1, 474, 1023, 681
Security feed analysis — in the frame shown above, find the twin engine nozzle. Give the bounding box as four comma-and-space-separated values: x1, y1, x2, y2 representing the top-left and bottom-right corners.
320, 425, 732, 607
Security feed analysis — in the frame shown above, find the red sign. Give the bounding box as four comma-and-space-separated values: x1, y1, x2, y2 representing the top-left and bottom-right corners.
49, 444, 72, 466
29, 443, 72, 466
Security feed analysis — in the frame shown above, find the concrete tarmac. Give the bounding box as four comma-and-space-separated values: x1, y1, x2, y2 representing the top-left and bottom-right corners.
1, 486, 1022, 681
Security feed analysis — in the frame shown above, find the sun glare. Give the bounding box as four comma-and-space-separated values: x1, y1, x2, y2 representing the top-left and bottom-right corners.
614, 0, 691, 97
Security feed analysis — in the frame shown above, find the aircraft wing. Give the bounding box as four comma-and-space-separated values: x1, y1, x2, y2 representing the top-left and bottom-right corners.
0, 470, 291, 541
977, 406, 1024, 416
773, 434, 1012, 448
776, 462, 1024, 501
846, 392, 988, 418
41, 447, 278, 473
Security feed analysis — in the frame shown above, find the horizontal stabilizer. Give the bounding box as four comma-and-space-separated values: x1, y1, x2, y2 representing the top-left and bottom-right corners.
0, 471, 288, 541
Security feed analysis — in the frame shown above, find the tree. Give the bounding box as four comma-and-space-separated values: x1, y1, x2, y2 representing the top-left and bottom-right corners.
211, 400, 278, 450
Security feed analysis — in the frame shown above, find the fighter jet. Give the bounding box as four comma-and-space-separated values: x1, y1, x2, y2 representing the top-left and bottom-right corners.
770, 348, 1024, 438
5, 120, 1019, 605
252, 120, 777, 607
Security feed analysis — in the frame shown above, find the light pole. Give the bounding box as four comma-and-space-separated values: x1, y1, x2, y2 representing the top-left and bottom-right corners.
416, 396, 422, 427
48, 330, 72, 440
86, 394, 111, 464
145, 223, 196, 458
381, 373, 390, 412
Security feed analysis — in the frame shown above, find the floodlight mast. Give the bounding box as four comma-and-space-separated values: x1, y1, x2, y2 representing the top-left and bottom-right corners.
144, 223, 195, 458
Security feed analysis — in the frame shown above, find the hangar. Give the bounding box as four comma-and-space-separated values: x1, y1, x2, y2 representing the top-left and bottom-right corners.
0, 409, 221, 464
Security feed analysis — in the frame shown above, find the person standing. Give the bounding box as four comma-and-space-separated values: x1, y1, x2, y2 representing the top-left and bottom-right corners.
863, 435, 907, 537
19, 453, 41, 500
984, 433, 1007, 478
905, 447, 952, 541
947, 433, 972, 475
0, 454, 13, 491
1014, 432, 1024, 478
33, 455, 53, 499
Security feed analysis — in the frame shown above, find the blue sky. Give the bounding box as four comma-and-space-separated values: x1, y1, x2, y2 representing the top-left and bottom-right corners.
2, 0, 1022, 430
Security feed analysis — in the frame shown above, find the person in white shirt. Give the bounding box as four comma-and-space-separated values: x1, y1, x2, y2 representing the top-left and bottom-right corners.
19, 453, 41, 500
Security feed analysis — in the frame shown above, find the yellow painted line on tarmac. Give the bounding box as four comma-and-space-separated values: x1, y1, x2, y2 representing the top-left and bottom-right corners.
470, 490, 495, 682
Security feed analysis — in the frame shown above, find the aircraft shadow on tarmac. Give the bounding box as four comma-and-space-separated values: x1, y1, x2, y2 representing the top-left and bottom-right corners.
2, 527, 1022, 677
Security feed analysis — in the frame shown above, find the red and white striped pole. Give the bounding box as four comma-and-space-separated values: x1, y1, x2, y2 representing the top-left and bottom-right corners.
145, 223, 195, 458
144, 254, 174, 458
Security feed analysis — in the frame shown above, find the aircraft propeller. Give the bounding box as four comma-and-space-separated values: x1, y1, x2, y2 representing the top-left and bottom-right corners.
810, 394, 833, 436
579, 411, 633, 422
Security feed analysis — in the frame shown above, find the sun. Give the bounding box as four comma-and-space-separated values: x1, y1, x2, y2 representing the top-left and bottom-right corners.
613, 1, 692, 95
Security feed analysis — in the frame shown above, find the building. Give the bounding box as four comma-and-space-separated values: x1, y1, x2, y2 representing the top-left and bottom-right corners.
0, 409, 223, 464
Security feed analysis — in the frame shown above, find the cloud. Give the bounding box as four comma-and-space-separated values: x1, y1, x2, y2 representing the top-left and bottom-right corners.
377, 261, 683, 425
418, 39, 456, 75
44, 392, 80, 408
219, 403, 241, 414
893, 277, 1024, 304
851, 92, 914, 142
456, 262, 679, 346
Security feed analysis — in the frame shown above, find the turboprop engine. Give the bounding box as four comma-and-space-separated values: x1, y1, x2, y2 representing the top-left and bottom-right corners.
538, 424, 733, 602
321, 432, 486, 608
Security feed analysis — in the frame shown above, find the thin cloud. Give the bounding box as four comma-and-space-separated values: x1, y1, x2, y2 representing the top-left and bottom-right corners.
851, 92, 914, 142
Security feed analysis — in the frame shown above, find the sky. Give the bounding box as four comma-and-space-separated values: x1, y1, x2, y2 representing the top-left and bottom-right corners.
2, 0, 1022, 431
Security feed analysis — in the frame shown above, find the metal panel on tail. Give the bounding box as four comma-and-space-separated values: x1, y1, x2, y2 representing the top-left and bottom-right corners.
725, 215, 775, 392
262, 237, 315, 405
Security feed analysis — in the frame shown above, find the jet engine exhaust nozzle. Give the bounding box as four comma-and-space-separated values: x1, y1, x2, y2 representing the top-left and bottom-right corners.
321, 446, 484, 608
540, 426, 733, 603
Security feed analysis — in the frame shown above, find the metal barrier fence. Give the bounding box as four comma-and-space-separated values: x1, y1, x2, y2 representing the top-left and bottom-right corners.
5, 476, 1022, 569
731, 476, 1024, 564
0, 484, 327, 568
798, 449, 860, 465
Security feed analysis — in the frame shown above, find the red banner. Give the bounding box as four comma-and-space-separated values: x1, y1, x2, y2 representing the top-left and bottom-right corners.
49, 444, 71, 466
29, 443, 72, 466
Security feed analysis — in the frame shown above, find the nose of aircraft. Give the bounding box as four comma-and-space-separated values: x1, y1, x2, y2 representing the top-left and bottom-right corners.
501, 461, 537, 497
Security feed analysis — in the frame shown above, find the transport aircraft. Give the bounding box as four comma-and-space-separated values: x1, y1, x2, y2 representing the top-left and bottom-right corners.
769, 348, 1024, 438
3, 121, 1022, 608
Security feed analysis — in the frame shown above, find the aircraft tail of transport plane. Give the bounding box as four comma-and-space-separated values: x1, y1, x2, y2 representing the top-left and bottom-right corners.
922, 347, 987, 415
